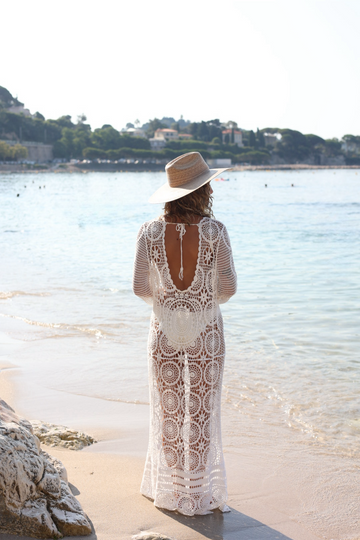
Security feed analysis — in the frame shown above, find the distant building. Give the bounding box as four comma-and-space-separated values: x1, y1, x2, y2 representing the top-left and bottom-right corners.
125, 127, 146, 138
221, 129, 243, 147
207, 158, 232, 168
23, 141, 53, 161
149, 138, 166, 151
263, 133, 281, 147
178, 133, 192, 140
6, 105, 32, 117
3, 140, 53, 162
154, 128, 179, 141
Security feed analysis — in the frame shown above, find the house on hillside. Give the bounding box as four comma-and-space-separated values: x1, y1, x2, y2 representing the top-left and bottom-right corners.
178, 133, 192, 140
154, 128, 179, 141
149, 137, 166, 150
125, 127, 146, 138
263, 133, 282, 147
6, 105, 32, 117
222, 129, 243, 147
150, 128, 180, 150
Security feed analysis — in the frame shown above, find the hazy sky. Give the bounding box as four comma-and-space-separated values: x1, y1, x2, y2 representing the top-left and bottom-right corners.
2, 0, 359, 139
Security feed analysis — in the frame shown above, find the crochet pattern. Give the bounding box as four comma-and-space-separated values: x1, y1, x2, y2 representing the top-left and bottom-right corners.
133, 217, 237, 516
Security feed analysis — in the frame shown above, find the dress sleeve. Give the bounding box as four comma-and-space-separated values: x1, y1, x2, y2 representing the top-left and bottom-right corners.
132, 224, 153, 306
216, 224, 237, 304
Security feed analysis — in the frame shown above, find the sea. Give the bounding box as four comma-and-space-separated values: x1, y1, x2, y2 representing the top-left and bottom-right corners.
1, 169, 359, 539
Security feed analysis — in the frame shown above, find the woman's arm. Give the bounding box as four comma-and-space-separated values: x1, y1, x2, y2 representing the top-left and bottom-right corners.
132, 224, 153, 305
216, 225, 237, 304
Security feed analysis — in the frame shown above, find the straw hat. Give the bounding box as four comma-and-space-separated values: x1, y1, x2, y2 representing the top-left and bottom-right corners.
149, 152, 230, 204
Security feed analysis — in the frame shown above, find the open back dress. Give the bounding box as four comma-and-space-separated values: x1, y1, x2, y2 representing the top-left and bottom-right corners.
133, 216, 237, 516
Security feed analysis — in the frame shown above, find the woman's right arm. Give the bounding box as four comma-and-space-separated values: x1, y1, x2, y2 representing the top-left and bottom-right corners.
132, 224, 153, 305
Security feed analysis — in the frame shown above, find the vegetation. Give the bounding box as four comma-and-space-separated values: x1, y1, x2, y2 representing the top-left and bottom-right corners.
1, 85, 359, 165
0, 141, 27, 160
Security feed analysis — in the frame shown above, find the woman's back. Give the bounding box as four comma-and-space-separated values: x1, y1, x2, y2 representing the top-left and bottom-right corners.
133, 217, 237, 309
164, 220, 200, 291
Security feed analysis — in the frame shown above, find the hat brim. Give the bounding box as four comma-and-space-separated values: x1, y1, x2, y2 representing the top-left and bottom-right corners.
149, 168, 231, 204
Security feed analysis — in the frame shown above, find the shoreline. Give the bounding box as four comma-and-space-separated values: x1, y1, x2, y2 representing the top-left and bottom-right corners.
1, 162, 360, 174
0, 330, 322, 540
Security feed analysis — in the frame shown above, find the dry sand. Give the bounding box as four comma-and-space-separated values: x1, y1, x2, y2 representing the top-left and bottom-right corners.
0, 331, 322, 540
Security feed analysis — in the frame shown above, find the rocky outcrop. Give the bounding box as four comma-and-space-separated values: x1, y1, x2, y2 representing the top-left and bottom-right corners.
30, 421, 96, 450
0, 399, 92, 538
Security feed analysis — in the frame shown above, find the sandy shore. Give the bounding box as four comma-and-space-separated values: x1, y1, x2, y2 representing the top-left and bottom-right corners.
0, 330, 323, 540
1, 162, 359, 174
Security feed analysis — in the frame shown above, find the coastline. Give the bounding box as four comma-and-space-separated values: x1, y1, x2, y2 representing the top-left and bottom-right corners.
1, 162, 360, 174
0, 330, 323, 540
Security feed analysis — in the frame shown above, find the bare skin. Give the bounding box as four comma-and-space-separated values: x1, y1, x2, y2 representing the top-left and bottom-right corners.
164, 220, 200, 291
164, 185, 213, 291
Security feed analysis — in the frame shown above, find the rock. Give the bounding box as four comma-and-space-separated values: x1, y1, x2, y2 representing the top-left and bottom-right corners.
132, 533, 174, 540
30, 420, 96, 450
0, 399, 92, 538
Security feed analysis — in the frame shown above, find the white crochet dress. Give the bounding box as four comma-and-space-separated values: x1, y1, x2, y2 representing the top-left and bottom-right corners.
133, 216, 237, 516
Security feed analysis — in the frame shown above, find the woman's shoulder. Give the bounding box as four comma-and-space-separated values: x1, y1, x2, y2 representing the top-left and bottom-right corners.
201, 216, 228, 231
137, 218, 165, 237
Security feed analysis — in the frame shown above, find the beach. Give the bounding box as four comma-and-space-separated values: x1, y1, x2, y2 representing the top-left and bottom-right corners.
1, 169, 359, 540
0, 342, 323, 540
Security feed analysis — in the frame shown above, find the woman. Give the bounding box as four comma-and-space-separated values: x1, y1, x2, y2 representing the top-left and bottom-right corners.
133, 152, 237, 516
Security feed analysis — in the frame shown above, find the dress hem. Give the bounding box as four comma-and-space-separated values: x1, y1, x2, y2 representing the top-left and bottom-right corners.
141, 491, 231, 516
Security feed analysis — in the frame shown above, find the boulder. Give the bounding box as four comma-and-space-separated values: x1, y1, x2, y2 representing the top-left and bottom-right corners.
30, 421, 96, 451
0, 399, 92, 538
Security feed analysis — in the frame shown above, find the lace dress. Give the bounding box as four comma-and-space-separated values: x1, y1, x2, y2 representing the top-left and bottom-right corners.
133, 216, 237, 516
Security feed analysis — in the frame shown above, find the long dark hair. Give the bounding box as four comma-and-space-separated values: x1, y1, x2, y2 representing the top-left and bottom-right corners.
163, 183, 214, 225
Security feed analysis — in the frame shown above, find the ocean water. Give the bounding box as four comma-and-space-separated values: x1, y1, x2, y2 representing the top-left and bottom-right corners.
1, 169, 360, 537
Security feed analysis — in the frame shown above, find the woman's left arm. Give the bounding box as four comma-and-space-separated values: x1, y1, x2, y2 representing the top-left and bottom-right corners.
216, 224, 237, 304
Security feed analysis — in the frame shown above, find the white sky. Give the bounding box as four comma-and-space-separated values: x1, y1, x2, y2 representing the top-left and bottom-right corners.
2, 0, 359, 139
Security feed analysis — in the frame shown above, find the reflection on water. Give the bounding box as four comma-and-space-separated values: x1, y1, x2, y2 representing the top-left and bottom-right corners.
1, 170, 359, 463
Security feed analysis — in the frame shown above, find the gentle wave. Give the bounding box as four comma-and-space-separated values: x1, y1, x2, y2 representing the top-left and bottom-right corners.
52, 387, 149, 406
0, 313, 125, 338
223, 379, 360, 458
0, 290, 51, 300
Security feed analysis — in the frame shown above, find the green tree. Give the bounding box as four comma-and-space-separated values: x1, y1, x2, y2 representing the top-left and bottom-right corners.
276, 129, 311, 162
0, 141, 28, 161
145, 118, 166, 138
189, 121, 222, 142
91, 126, 121, 150
0, 86, 22, 107
323, 138, 342, 157
0, 141, 12, 159
211, 137, 221, 145
235, 150, 270, 164
12, 144, 28, 160
248, 130, 256, 147
54, 115, 74, 129
256, 128, 265, 148
226, 120, 238, 129
77, 114, 87, 124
